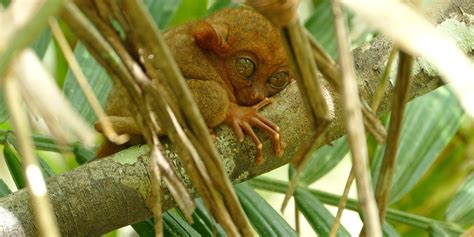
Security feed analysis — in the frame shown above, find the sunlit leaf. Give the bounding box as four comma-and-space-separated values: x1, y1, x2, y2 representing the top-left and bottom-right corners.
167, 0, 208, 27
144, 0, 181, 29
53, 21, 77, 87
236, 183, 297, 237
3, 140, 26, 189
304, 0, 337, 58
446, 174, 474, 227
299, 136, 348, 185
0, 92, 8, 123
0, 179, 12, 198
207, 0, 238, 14
31, 29, 51, 59
383, 222, 400, 237
0, 131, 70, 153
63, 43, 113, 125
371, 87, 464, 203
391, 136, 470, 236
428, 222, 460, 237
294, 188, 351, 237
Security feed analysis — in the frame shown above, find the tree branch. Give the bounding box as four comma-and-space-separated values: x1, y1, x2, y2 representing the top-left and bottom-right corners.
0, 2, 472, 236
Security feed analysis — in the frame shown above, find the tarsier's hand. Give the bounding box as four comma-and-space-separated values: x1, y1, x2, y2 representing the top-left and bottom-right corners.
224, 98, 286, 165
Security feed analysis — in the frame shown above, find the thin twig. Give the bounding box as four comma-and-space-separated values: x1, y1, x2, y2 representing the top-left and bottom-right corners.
278, 19, 332, 213
330, 0, 382, 236
0, 0, 65, 77
119, 0, 253, 235
295, 199, 300, 234
374, 51, 414, 222
330, 45, 396, 235
61, 3, 198, 234
149, 146, 163, 237
306, 32, 387, 143
4, 72, 60, 237
371, 47, 398, 112
281, 128, 327, 212
329, 168, 355, 237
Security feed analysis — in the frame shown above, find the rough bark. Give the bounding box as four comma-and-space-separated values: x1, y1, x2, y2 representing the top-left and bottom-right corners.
0, 1, 472, 236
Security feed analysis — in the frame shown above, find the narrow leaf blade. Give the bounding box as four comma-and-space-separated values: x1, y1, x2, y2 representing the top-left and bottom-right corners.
163, 211, 201, 237
236, 183, 297, 237
299, 136, 349, 184
371, 87, 464, 203
0, 178, 12, 197
294, 187, 351, 237
132, 219, 155, 237
446, 174, 474, 227
3, 141, 26, 189
63, 43, 113, 125
144, 0, 181, 29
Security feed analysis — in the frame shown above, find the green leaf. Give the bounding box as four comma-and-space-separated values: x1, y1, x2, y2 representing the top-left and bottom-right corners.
383, 222, 400, 237
188, 199, 225, 237
31, 29, 52, 59
294, 187, 351, 237
304, 0, 337, 58
0, 178, 12, 198
371, 87, 464, 203
429, 222, 458, 237
235, 183, 297, 237
132, 219, 155, 237
37, 155, 56, 178
163, 211, 201, 237
446, 174, 474, 227
53, 21, 77, 88
391, 135, 470, 236
0, 131, 70, 153
72, 143, 96, 165
167, 0, 208, 27
144, 0, 181, 29
249, 177, 465, 235
0, 0, 11, 7
30, 133, 69, 152
3, 140, 26, 189
207, 0, 238, 14
299, 136, 348, 185
0, 92, 8, 123
63, 43, 113, 125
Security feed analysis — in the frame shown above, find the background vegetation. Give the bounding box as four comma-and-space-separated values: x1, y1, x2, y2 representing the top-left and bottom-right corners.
0, 0, 473, 236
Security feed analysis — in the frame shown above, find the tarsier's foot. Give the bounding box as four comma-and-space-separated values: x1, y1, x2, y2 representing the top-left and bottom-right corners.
224, 98, 286, 165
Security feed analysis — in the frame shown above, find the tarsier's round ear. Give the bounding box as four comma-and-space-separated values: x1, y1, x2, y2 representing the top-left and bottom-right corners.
193, 21, 229, 54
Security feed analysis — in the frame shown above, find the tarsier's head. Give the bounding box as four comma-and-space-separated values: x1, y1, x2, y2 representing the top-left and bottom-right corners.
193, 8, 293, 106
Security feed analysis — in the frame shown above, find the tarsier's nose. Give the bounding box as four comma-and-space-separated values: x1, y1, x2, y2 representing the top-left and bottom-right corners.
249, 90, 266, 105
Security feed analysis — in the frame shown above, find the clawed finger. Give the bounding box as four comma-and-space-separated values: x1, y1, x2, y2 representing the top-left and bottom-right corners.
253, 97, 273, 110
256, 113, 280, 132
231, 120, 245, 142
250, 117, 283, 157
242, 122, 265, 164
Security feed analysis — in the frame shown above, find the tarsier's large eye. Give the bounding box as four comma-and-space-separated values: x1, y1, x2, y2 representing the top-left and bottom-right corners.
268, 71, 289, 89
235, 57, 255, 78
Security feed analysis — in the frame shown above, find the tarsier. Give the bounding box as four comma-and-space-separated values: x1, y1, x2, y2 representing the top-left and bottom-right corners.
96, 8, 292, 164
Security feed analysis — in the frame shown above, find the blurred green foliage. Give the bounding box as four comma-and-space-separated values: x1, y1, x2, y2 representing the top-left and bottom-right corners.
0, 0, 472, 236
